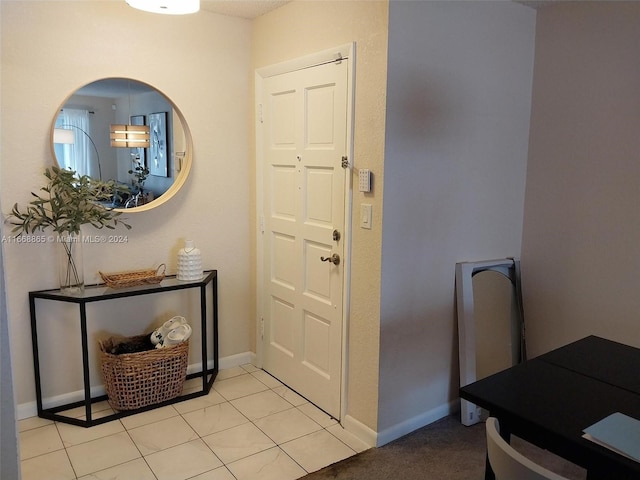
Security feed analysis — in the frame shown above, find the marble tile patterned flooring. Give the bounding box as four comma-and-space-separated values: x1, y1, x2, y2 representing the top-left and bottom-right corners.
19, 364, 369, 480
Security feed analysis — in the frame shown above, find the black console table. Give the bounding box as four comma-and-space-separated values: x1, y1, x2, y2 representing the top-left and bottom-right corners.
29, 270, 218, 427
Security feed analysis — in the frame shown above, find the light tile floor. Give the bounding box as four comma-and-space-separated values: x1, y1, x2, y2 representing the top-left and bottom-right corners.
19, 364, 369, 480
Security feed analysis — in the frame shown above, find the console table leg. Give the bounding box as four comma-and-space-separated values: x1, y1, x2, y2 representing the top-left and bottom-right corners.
29, 294, 44, 416
79, 303, 92, 423
200, 283, 208, 391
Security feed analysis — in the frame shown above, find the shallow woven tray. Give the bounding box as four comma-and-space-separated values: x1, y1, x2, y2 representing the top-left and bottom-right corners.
99, 264, 166, 289
99, 334, 189, 410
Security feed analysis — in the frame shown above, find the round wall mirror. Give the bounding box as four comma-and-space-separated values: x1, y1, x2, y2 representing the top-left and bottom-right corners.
50, 77, 192, 212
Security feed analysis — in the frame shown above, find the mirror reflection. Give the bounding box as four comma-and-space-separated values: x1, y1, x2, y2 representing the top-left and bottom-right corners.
472, 270, 518, 380
52, 78, 189, 210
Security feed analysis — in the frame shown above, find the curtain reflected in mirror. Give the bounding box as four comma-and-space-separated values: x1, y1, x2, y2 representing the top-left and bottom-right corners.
54, 109, 99, 178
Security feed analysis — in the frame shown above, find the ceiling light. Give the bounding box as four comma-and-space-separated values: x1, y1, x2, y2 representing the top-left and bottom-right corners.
126, 0, 199, 15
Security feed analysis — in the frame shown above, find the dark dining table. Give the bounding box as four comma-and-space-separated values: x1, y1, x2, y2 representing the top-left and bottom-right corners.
459, 335, 640, 480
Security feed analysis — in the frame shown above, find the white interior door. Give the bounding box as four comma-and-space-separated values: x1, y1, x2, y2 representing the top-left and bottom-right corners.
260, 59, 348, 418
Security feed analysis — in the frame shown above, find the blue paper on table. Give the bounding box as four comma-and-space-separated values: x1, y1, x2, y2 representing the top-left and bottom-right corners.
582, 412, 640, 463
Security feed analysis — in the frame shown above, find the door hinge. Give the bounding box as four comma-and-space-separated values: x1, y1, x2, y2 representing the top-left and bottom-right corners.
259, 104, 263, 123
260, 317, 265, 340
341, 156, 349, 169
259, 214, 265, 234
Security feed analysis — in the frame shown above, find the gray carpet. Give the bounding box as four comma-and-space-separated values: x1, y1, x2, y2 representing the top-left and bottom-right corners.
301, 415, 587, 480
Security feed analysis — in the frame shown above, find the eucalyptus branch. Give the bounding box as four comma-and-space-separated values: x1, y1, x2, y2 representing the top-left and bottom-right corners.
128, 160, 149, 192
7, 166, 131, 236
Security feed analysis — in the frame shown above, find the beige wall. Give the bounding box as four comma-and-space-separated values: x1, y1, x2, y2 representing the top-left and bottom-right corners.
252, 1, 389, 432
522, 2, 640, 356
1, 2, 253, 407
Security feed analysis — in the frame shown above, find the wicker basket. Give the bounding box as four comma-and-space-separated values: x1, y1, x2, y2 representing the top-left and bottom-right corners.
99, 334, 189, 410
99, 264, 166, 289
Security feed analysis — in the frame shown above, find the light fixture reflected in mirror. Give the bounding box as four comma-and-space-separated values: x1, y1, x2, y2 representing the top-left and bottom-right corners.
53, 128, 74, 145
126, 0, 199, 15
110, 124, 150, 148
110, 80, 151, 149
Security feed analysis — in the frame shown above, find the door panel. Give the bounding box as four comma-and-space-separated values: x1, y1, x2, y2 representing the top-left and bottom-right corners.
305, 168, 334, 224
271, 166, 296, 219
271, 297, 294, 356
261, 60, 348, 417
272, 233, 295, 289
306, 84, 338, 146
303, 312, 331, 376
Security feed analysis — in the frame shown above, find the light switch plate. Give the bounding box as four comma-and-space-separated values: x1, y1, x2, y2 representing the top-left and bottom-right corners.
360, 204, 372, 229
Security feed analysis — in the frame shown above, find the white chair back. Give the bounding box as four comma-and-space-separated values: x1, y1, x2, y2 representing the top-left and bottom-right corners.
486, 417, 570, 480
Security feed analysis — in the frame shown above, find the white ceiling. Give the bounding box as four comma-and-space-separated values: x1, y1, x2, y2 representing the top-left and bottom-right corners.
200, 0, 290, 19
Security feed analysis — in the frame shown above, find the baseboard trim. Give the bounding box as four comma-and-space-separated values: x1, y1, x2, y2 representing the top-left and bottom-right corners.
17, 351, 257, 420
219, 351, 256, 370
342, 414, 378, 448
341, 399, 460, 449
375, 399, 460, 447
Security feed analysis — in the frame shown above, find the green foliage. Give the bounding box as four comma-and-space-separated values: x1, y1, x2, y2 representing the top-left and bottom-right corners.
8, 166, 131, 236
128, 160, 149, 192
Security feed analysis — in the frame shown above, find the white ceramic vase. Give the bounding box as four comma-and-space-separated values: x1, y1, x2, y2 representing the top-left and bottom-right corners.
177, 240, 203, 281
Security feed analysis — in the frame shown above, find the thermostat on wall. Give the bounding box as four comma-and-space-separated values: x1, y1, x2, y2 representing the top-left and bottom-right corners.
359, 169, 371, 192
